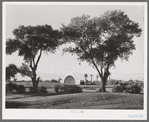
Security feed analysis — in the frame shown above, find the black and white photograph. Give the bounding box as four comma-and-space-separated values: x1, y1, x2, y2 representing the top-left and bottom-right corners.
2, 2, 147, 120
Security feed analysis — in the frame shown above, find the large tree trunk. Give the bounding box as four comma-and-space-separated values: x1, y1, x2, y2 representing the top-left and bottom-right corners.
32, 79, 38, 92
91, 59, 110, 92
99, 70, 109, 92
32, 70, 39, 92
100, 77, 107, 92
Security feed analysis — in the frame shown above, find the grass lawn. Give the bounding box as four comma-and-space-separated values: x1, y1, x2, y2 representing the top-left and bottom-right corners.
6, 92, 143, 109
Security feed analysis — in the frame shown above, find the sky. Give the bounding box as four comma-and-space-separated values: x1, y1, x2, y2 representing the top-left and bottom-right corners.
5, 3, 145, 81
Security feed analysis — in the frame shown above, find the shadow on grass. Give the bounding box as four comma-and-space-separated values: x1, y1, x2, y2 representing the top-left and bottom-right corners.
7, 91, 84, 100
29, 92, 84, 97
6, 92, 143, 109
7, 92, 62, 98
6, 101, 28, 108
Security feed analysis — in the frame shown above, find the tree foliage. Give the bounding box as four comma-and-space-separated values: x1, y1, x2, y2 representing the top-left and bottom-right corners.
61, 10, 142, 92
6, 64, 18, 81
6, 24, 62, 91
19, 63, 33, 78
6, 25, 61, 61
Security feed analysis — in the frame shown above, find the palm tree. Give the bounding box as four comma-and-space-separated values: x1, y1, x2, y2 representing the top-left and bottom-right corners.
58, 77, 62, 83
90, 74, 93, 83
84, 74, 88, 85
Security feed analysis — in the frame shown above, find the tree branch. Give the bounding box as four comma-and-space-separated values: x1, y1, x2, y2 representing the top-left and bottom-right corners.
33, 56, 36, 67
100, 66, 103, 76
91, 59, 102, 77
79, 44, 102, 77
29, 59, 33, 69
19, 70, 32, 79
103, 63, 110, 78
35, 48, 42, 68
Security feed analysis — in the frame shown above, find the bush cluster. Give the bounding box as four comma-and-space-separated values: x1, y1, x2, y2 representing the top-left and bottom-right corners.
17, 85, 26, 93
80, 80, 96, 85
112, 82, 143, 94
38, 86, 48, 93
107, 79, 120, 85
54, 84, 83, 94
6, 82, 25, 93
29, 87, 36, 93
6, 82, 48, 93
126, 83, 142, 93
80, 80, 85, 85
29, 86, 48, 93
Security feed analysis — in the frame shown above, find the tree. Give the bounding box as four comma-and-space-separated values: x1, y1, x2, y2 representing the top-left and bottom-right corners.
58, 77, 62, 83
6, 64, 18, 82
6, 24, 61, 92
51, 79, 58, 83
84, 74, 88, 85
61, 10, 142, 92
90, 74, 93, 83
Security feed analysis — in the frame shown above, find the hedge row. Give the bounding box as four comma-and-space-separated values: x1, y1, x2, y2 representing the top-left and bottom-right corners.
54, 84, 83, 94
6, 82, 25, 93
29, 86, 48, 93
6, 82, 48, 93
112, 82, 143, 94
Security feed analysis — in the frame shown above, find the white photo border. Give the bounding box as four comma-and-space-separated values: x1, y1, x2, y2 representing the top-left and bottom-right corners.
2, 2, 148, 120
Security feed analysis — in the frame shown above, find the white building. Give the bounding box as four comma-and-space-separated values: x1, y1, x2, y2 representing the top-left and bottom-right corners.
61, 73, 81, 85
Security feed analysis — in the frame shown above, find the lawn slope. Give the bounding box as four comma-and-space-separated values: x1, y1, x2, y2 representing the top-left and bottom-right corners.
6, 92, 143, 109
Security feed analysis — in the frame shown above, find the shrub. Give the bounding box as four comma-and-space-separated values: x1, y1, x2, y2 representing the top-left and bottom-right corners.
112, 82, 142, 94
107, 79, 123, 85
119, 82, 128, 91
6, 82, 26, 93
125, 85, 133, 93
54, 84, 61, 93
6, 82, 18, 93
44, 80, 50, 83
127, 79, 134, 85
70, 85, 83, 93
16, 85, 25, 93
29, 87, 48, 93
29, 87, 36, 93
112, 85, 124, 93
38, 86, 48, 93
51, 79, 58, 83
54, 84, 82, 94
80, 80, 85, 85
112, 82, 128, 93
92, 82, 95, 85
129, 83, 142, 94
86, 81, 93, 85
93, 81, 100, 85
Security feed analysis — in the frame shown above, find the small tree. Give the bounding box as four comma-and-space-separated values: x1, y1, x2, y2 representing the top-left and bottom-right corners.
51, 79, 58, 83
84, 74, 88, 85
58, 77, 62, 83
6, 64, 18, 82
61, 10, 142, 92
6, 25, 61, 92
90, 74, 93, 83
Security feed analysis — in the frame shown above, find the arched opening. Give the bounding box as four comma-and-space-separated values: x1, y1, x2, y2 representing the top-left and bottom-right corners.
64, 75, 76, 84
